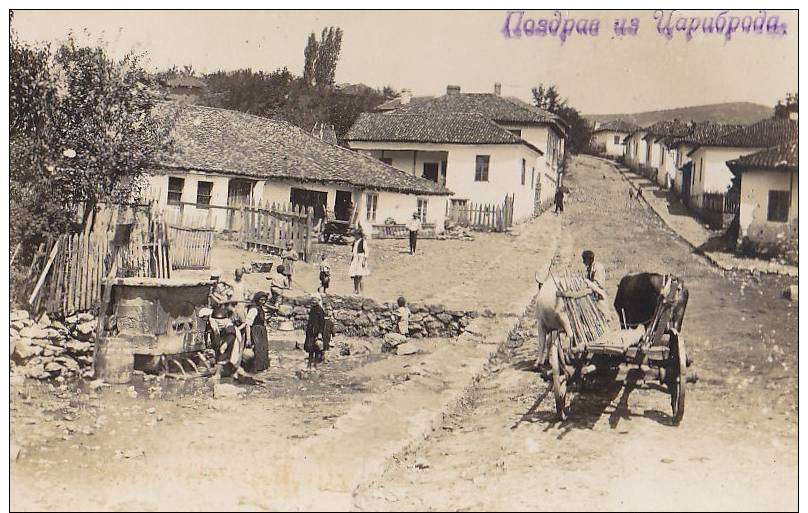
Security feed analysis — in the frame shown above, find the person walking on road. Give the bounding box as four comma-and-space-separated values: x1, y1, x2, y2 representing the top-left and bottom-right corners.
554, 187, 565, 214
406, 212, 422, 255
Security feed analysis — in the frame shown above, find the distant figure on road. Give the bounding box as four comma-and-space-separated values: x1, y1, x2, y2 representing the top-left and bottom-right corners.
406, 212, 422, 255
349, 228, 370, 295
554, 188, 564, 214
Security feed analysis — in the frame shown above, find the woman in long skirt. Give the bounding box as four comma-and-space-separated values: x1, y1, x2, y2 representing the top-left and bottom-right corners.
348, 228, 370, 294
245, 291, 270, 372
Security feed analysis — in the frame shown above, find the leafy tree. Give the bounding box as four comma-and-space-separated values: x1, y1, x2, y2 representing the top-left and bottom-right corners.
202, 67, 294, 115
531, 83, 592, 155
10, 25, 173, 260
302, 26, 343, 87
774, 92, 798, 119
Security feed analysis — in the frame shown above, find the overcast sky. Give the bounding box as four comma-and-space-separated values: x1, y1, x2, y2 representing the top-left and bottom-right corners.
13, 9, 798, 114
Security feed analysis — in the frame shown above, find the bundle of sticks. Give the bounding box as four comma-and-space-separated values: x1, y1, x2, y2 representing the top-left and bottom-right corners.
551, 270, 609, 347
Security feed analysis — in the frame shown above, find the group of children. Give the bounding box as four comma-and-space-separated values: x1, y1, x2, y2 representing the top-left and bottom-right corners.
207, 240, 412, 377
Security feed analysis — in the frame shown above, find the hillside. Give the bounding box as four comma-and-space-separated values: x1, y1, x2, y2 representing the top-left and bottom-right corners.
586, 102, 773, 127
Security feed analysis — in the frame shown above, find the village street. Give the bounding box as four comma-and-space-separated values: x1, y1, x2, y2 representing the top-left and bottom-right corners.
10, 156, 797, 511
354, 155, 799, 511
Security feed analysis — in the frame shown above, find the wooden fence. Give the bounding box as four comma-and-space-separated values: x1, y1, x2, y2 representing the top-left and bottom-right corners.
241, 201, 315, 262
168, 225, 214, 270
27, 203, 172, 317
703, 192, 740, 215
446, 194, 514, 232
372, 223, 437, 239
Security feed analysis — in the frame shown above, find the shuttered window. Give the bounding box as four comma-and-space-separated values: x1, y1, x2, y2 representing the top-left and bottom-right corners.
768, 190, 790, 222
475, 155, 490, 182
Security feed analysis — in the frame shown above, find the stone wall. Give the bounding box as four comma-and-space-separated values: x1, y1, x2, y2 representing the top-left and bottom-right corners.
10, 310, 97, 383
276, 294, 484, 338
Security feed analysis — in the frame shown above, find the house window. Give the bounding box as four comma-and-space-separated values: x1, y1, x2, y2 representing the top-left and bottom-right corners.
531, 167, 535, 190
196, 181, 213, 206
423, 162, 439, 183
614, 135, 621, 145
365, 192, 378, 222
509, 129, 522, 138
380, 157, 393, 166
416, 198, 428, 222
699, 158, 703, 183
768, 190, 790, 222
521, 159, 526, 186
167, 177, 184, 205
475, 155, 490, 182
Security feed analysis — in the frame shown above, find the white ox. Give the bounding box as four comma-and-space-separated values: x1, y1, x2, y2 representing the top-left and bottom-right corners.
534, 271, 573, 368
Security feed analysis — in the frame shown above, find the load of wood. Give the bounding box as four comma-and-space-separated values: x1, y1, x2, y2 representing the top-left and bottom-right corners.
551, 270, 609, 347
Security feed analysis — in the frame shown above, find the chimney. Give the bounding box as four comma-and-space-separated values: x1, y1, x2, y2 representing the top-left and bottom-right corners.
446, 85, 461, 95
494, 82, 502, 96
400, 89, 412, 105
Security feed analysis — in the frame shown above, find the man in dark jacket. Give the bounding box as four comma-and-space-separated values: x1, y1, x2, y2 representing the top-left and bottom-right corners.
554, 187, 565, 214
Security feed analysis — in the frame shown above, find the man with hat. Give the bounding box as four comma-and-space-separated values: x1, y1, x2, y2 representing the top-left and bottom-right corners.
406, 211, 422, 255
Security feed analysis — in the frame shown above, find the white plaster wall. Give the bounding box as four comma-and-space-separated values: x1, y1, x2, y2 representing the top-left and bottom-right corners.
739, 169, 798, 239
349, 141, 540, 222
689, 146, 763, 206
593, 131, 627, 157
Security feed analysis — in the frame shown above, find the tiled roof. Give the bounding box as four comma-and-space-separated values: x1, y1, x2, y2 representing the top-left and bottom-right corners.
641, 119, 692, 142
154, 104, 452, 196
665, 122, 745, 147
593, 119, 640, 134
344, 112, 543, 154
727, 142, 798, 172
390, 93, 567, 135
376, 96, 434, 111
709, 117, 798, 148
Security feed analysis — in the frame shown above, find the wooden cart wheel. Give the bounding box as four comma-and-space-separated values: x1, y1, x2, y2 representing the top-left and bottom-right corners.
669, 330, 686, 425
549, 335, 569, 421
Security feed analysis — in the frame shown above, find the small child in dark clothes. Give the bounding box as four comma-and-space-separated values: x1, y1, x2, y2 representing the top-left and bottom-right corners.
318, 253, 331, 293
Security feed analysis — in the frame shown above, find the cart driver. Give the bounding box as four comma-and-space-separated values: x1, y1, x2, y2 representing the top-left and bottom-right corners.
557, 250, 615, 327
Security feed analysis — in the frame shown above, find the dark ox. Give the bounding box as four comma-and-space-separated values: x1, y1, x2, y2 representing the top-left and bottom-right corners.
614, 273, 688, 332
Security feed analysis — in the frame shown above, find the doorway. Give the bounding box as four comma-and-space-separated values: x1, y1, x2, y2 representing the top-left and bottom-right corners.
334, 190, 354, 221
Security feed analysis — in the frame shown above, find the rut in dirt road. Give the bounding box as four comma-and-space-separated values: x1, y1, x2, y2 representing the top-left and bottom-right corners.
353, 155, 797, 512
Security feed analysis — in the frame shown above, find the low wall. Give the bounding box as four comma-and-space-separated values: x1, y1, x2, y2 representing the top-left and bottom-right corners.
276, 294, 483, 338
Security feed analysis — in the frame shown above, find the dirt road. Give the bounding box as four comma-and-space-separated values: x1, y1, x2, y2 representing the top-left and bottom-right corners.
353, 155, 798, 511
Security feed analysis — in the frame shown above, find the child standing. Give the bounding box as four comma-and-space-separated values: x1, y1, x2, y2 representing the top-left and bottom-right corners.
281, 242, 298, 286
318, 253, 331, 293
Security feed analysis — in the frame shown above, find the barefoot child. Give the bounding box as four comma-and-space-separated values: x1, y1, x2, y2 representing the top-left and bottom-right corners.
394, 296, 411, 336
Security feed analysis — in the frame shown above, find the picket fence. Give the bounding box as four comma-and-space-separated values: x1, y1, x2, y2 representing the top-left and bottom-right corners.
447, 194, 515, 232
240, 201, 315, 262
28, 203, 172, 317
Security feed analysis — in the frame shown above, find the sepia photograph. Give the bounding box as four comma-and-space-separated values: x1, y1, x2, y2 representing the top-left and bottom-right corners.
7, 8, 799, 511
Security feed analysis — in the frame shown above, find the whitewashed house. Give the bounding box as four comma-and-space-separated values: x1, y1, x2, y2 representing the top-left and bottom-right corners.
147, 104, 452, 232
667, 122, 744, 202
344, 84, 568, 222
727, 142, 797, 262
638, 120, 691, 188
685, 118, 797, 209
590, 119, 639, 157
622, 128, 649, 171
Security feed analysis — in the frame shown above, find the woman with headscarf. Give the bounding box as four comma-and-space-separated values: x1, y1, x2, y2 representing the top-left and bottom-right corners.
244, 291, 270, 372
348, 228, 370, 295
304, 293, 327, 368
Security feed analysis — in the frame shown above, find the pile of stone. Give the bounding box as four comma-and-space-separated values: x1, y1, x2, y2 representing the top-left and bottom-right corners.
277, 294, 479, 339
10, 310, 96, 383
437, 224, 476, 241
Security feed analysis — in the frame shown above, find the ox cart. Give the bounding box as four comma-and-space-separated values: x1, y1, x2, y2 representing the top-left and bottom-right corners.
548, 272, 693, 425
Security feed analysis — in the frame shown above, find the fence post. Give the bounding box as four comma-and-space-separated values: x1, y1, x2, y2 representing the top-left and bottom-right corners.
305, 206, 313, 263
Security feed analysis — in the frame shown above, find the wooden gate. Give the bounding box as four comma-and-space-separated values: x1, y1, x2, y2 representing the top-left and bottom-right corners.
240, 201, 315, 262
168, 225, 214, 270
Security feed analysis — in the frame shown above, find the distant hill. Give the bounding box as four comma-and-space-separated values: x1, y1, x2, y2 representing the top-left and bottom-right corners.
585, 102, 773, 127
